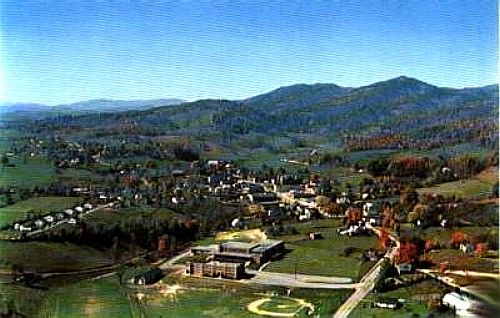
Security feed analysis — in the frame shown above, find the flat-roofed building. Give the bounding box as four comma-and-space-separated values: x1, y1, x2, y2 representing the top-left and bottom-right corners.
190, 244, 221, 256
220, 241, 260, 254
190, 240, 285, 266
186, 261, 245, 279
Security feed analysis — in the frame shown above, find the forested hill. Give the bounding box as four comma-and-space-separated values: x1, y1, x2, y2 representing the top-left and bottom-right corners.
10, 76, 499, 153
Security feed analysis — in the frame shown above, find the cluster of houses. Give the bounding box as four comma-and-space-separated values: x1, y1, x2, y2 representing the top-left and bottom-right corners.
13, 202, 95, 234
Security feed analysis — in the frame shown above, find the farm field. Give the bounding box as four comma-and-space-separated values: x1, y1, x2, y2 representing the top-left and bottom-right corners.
0, 196, 83, 228
265, 219, 379, 279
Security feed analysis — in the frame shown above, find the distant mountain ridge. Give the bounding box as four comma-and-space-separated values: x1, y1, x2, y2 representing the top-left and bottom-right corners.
0, 98, 185, 118
4, 76, 498, 155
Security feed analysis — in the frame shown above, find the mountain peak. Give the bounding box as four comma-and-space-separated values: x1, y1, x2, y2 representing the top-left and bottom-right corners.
385, 76, 434, 86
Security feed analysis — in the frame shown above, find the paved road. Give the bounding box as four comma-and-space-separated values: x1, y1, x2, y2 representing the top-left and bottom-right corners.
419, 269, 499, 279
158, 250, 191, 269
333, 226, 399, 318
246, 270, 358, 289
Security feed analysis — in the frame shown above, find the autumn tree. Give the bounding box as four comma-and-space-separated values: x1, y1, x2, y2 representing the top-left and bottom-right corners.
407, 204, 430, 224
395, 241, 419, 264
388, 156, 431, 178
424, 238, 440, 253
322, 202, 342, 217
474, 243, 487, 257
344, 207, 362, 226
448, 154, 482, 179
450, 231, 468, 249
378, 228, 390, 250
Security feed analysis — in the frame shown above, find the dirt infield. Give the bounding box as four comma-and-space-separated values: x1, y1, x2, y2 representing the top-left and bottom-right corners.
246, 297, 314, 317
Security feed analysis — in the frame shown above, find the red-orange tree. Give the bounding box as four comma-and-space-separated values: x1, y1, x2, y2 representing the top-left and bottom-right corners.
395, 241, 419, 264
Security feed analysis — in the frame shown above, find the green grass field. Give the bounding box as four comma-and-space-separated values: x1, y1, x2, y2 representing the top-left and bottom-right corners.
417, 179, 493, 199
350, 279, 452, 318
0, 196, 83, 227
417, 167, 498, 199
0, 241, 113, 272
85, 206, 178, 224
265, 219, 379, 279
56, 168, 110, 187
0, 156, 56, 188
323, 166, 371, 188
35, 275, 352, 318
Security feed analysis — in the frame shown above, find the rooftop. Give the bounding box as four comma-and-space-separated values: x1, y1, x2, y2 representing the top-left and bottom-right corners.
220, 241, 260, 250
251, 240, 284, 253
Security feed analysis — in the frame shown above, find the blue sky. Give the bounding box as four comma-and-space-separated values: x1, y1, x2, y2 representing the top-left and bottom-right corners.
1, 0, 497, 105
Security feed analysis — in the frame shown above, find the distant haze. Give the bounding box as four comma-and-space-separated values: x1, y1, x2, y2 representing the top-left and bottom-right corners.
0, 99, 184, 115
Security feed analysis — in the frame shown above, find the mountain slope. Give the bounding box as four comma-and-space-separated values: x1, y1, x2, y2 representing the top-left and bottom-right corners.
9, 77, 498, 154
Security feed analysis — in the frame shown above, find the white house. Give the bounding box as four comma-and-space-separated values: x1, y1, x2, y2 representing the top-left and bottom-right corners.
19, 225, 32, 232
442, 292, 475, 314
34, 219, 45, 229
362, 202, 373, 217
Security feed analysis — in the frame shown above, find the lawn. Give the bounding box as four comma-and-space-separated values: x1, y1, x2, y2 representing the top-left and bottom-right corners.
0, 196, 83, 227
36, 275, 352, 318
265, 219, 379, 279
0, 156, 56, 188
